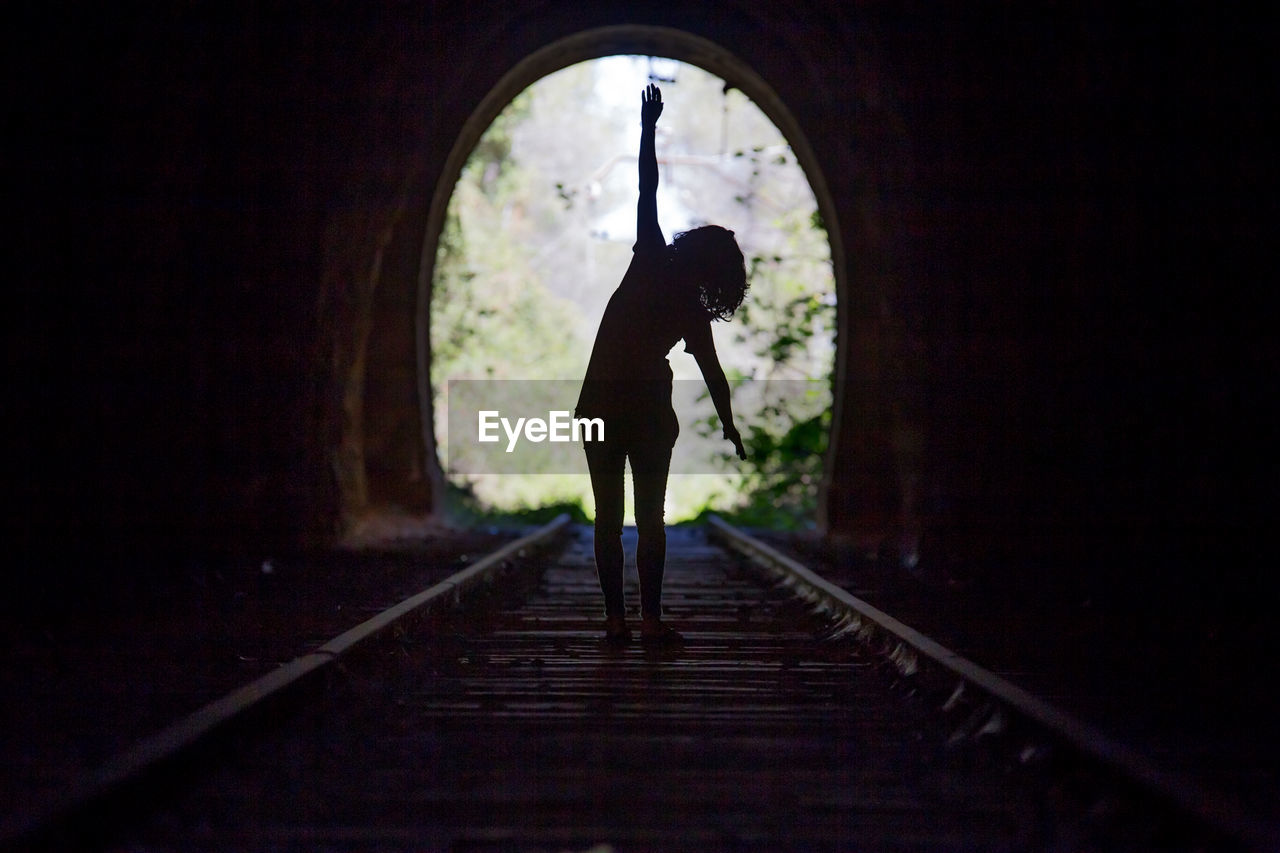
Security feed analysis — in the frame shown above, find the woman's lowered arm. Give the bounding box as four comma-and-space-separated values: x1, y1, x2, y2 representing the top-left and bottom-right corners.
693, 347, 747, 460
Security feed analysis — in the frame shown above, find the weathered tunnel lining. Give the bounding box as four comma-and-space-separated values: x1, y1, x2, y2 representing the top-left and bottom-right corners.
13, 2, 1270, 615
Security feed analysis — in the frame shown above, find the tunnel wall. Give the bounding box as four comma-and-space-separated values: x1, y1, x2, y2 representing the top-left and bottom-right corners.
10, 3, 1273, 610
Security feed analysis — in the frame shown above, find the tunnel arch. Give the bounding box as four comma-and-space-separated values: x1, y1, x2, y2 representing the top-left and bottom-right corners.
414, 25, 851, 524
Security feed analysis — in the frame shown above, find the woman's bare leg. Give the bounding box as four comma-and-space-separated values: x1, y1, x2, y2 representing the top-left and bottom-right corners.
584, 439, 627, 621
631, 427, 675, 637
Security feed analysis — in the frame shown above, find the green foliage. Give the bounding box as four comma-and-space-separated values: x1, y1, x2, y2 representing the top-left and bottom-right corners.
441, 480, 589, 527
431, 90, 581, 384
430, 85, 590, 515
695, 204, 835, 529
468, 92, 532, 199
688, 407, 829, 530
740, 290, 833, 373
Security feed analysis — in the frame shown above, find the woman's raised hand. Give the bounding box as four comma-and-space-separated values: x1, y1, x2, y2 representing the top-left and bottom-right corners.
641, 83, 663, 126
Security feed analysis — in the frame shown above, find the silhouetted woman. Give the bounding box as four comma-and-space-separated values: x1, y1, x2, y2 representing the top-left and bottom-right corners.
576, 84, 748, 646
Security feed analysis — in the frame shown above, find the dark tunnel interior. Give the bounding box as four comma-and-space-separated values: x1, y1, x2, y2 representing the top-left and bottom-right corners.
5, 1, 1277, 838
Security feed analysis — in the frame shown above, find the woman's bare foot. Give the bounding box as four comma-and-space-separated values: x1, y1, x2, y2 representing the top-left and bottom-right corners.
640, 615, 683, 646
604, 614, 631, 646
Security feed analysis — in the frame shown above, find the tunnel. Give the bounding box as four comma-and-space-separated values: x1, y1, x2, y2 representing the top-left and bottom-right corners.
10, 0, 1275, 606
5, 2, 1277, 847
8, 0, 1275, 713
297, 15, 938, 557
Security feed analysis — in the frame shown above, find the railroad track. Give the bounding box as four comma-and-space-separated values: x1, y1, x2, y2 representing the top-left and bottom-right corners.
5, 517, 1268, 851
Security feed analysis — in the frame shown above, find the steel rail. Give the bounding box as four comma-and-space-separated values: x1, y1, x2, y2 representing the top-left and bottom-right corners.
2, 514, 572, 848
706, 515, 1274, 853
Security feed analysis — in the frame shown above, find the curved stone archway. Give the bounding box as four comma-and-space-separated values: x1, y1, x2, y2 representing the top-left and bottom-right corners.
413, 26, 852, 530
335, 10, 912, 553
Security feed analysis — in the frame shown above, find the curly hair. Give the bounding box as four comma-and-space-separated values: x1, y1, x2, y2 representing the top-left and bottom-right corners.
669, 225, 748, 321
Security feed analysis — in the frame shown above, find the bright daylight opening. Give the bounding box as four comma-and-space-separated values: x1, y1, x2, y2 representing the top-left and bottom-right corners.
432, 55, 835, 528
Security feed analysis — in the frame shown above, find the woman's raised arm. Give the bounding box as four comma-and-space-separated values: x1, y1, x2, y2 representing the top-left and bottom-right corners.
636, 84, 664, 251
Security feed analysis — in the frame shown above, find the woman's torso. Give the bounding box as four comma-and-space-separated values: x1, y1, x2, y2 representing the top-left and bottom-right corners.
576, 247, 708, 419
